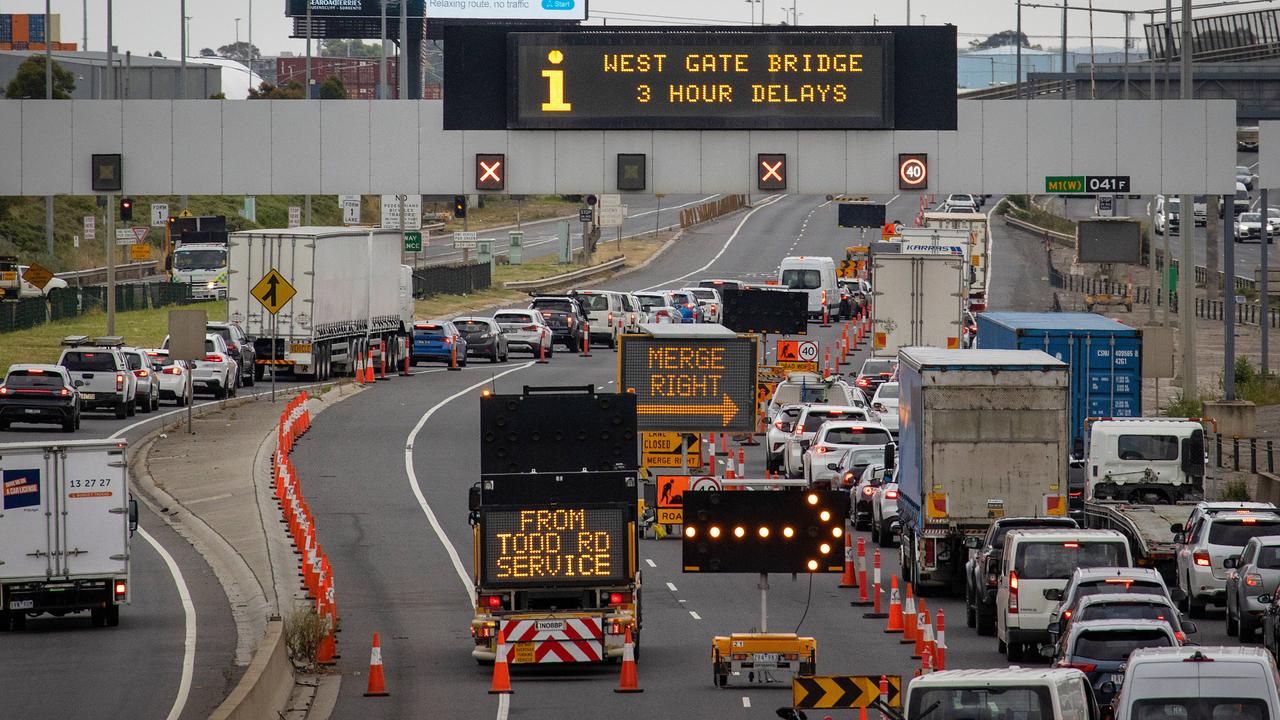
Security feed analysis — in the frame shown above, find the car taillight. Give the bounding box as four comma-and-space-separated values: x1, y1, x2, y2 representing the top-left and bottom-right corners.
814, 446, 831, 455
1246, 573, 1264, 587
116, 374, 125, 390
884, 489, 898, 500
1063, 610, 1073, 620
567, 316, 575, 326
1065, 662, 1097, 673
923, 538, 936, 567
0, 386, 8, 396
164, 366, 183, 375
845, 472, 856, 486
607, 312, 613, 324
793, 427, 804, 437
134, 369, 149, 378
862, 485, 876, 496
1194, 551, 1211, 567
856, 377, 871, 388
204, 354, 223, 362
59, 387, 71, 396
985, 573, 998, 587
1174, 631, 1186, 643
226, 343, 237, 352
775, 421, 787, 430
114, 580, 127, 599
1009, 571, 1019, 613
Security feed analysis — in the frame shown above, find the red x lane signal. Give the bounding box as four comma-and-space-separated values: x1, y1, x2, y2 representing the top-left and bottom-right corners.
476, 153, 506, 191
758, 154, 786, 191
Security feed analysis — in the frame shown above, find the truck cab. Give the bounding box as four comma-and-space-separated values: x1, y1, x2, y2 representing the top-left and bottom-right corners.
1085, 418, 1206, 504
171, 241, 228, 300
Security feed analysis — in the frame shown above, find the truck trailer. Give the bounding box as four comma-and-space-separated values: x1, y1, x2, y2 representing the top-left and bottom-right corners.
0, 439, 137, 629
226, 227, 413, 380
871, 251, 966, 355
896, 348, 1071, 595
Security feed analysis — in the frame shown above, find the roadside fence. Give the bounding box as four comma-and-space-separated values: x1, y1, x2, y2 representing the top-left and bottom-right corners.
679, 195, 749, 228
1214, 435, 1280, 475
411, 261, 492, 299
0, 281, 195, 334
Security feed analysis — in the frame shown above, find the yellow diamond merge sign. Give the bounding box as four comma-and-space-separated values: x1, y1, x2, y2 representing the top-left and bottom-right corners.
250, 268, 296, 315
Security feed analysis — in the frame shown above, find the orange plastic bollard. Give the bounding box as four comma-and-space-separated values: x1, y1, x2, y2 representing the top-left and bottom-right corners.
447, 339, 461, 372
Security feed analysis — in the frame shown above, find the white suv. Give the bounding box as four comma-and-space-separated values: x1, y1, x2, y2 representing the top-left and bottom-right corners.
1175, 508, 1280, 617
166, 333, 239, 399
57, 336, 138, 419
801, 420, 892, 488
783, 404, 872, 478
572, 290, 627, 348
996, 528, 1131, 662
1113, 646, 1280, 720
120, 347, 160, 413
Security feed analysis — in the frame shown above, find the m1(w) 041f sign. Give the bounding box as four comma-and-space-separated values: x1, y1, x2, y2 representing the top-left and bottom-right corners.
619, 335, 757, 432
510, 31, 893, 130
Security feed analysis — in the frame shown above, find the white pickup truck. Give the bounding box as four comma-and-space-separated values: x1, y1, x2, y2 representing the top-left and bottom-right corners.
0, 439, 138, 630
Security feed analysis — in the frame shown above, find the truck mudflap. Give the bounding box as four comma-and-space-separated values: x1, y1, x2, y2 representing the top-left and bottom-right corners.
503, 616, 606, 663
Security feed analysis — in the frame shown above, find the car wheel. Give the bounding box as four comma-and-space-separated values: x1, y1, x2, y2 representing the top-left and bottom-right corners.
966, 591, 977, 629
115, 402, 128, 419
878, 520, 895, 548
175, 392, 186, 407
1242, 613, 1260, 643
870, 519, 880, 544
126, 400, 136, 417
997, 637, 1007, 655
1189, 595, 1207, 619
491, 348, 500, 363
244, 369, 255, 387
1228, 604, 1240, 636
545, 344, 554, 358
214, 383, 226, 400
977, 609, 996, 637
253, 364, 266, 381
75, 413, 81, 430
62, 417, 76, 433
1006, 637, 1024, 662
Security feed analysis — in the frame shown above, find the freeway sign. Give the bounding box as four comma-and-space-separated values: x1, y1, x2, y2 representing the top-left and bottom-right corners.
403, 231, 423, 252
1046, 175, 1131, 194
793, 675, 902, 709
250, 268, 297, 315
340, 195, 361, 225
1045, 176, 1084, 193
116, 227, 148, 245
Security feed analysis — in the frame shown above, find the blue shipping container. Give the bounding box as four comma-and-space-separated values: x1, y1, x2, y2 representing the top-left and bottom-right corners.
28, 13, 44, 44
976, 312, 1141, 448
0, 16, 12, 44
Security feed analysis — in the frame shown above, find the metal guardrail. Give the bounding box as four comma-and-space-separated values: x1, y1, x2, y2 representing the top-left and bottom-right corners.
1215, 435, 1280, 475
57, 261, 160, 286
504, 257, 627, 291
1003, 214, 1075, 242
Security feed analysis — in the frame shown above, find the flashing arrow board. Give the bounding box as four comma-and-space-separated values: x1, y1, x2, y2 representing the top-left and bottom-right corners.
793, 675, 902, 709
510, 32, 894, 130
250, 268, 297, 315
620, 335, 757, 432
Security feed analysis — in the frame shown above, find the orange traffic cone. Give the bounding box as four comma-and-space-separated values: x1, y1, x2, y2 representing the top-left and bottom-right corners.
363, 633, 390, 697
912, 607, 930, 659
365, 351, 376, 383
838, 532, 857, 588
614, 626, 643, 693
489, 626, 513, 694
900, 584, 918, 645
884, 576, 904, 633
317, 624, 338, 666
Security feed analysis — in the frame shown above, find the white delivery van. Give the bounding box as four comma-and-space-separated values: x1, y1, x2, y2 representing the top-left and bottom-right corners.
996, 528, 1131, 662
778, 256, 840, 320
1113, 646, 1280, 720
905, 668, 1102, 720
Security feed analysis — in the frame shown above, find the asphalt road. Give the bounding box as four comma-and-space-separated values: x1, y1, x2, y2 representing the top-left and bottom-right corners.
286, 193, 1241, 720
0, 376, 319, 720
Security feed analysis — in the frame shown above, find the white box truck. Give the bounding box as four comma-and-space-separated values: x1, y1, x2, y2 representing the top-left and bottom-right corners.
922, 210, 991, 311
871, 251, 966, 354
226, 227, 414, 380
895, 349, 1071, 594
0, 439, 137, 629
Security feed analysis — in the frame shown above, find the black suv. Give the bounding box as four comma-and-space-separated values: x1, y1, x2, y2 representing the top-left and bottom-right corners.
208, 321, 255, 386
0, 364, 81, 432
529, 295, 588, 351
963, 516, 1079, 635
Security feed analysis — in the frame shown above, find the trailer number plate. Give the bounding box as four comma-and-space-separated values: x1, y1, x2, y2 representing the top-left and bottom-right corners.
9, 600, 33, 610
290, 344, 312, 355
80, 393, 95, 400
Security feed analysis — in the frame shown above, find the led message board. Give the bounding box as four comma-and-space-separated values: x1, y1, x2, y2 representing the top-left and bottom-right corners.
619, 335, 757, 432
481, 506, 631, 587
509, 31, 893, 129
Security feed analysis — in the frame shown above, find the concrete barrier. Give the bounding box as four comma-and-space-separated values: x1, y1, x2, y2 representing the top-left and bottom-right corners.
208, 620, 293, 720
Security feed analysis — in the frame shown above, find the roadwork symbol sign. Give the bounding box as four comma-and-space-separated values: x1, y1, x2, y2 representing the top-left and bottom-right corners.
793, 675, 902, 709
656, 475, 690, 509
777, 340, 818, 363
250, 268, 296, 315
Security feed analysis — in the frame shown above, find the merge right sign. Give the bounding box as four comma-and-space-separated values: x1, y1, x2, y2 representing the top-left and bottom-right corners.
619, 335, 757, 433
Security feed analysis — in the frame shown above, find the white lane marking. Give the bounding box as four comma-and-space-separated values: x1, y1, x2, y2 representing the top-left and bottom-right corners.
139, 527, 196, 720
638, 194, 787, 291
496, 692, 510, 720
743, 697, 752, 708
407, 363, 535, 604
645, 558, 656, 568
689, 610, 702, 620
666, 582, 678, 592
679, 599, 687, 603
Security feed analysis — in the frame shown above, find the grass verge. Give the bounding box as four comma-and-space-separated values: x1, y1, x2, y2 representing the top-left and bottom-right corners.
414, 234, 671, 319
0, 300, 225, 371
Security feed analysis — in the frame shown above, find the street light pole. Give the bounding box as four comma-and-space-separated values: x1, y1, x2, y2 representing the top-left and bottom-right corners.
105, 0, 113, 100
399, 0, 408, 98
379, 0, 388, 99
1016, 0, 1023, 99
1061, 2, 1069, 98
179, 0, 187, 99
248, 0, 253, 94
1178, 0, 1196, 396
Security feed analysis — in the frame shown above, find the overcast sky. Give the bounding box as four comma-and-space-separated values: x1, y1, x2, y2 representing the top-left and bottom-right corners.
0, 0, 1223, 58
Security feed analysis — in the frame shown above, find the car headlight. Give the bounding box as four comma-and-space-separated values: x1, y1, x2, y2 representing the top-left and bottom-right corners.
206, 280, 217, 289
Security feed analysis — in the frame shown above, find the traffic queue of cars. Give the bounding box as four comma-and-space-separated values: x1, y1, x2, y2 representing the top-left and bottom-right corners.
0, 324, 250, 433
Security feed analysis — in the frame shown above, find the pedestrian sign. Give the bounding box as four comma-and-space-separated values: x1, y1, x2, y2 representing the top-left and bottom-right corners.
250, 268, 296, 315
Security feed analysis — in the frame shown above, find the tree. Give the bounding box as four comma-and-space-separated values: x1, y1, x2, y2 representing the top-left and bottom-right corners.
318, 76, 348, 99
217, 41, 261, 65
209, 92, 227, 100
321, 39, 381, 58
969, 30, 1032, 50
2, 56, 76, 99
247, 80, 304, 99
199, 47, 217, 57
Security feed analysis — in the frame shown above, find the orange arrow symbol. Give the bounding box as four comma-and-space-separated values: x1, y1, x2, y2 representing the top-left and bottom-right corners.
637, 395, 740, 425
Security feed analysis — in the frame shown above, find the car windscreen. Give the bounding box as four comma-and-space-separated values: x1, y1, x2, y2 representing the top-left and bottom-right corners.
908, 687, 1052, 720
1131, 698, 1269, 720
876, 384, 900, 399
173, 249, 226, 270
454, 320, 492, 334
495, 313, 533, 325
414, 325, 447, 338
578, 294, 611, 311
992, 520, 1078, 550
635, 295, 663, 308
781, 268, 822, 290
60, 351, 117, 372
1241, 213, 1262, 224
1015, 541, 1128, 579
861, 360, 895, 375
1118, 434, 1180, 461
532, 300, 574, 313
1075, 579, 1166, 599
1209, 519, 1280, 546
148, 354, 176, 368
822, 427, 892, 446
1071, 628, 1171, 661
773, 384, 831, 407
204, 339, 217, 353
1079, 602, 1175, 623
688, 289, 715, 301
208, 327, 233, 342
124, 353, 142, 370
799, 410, 865, 431
5, 371, 65, 389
